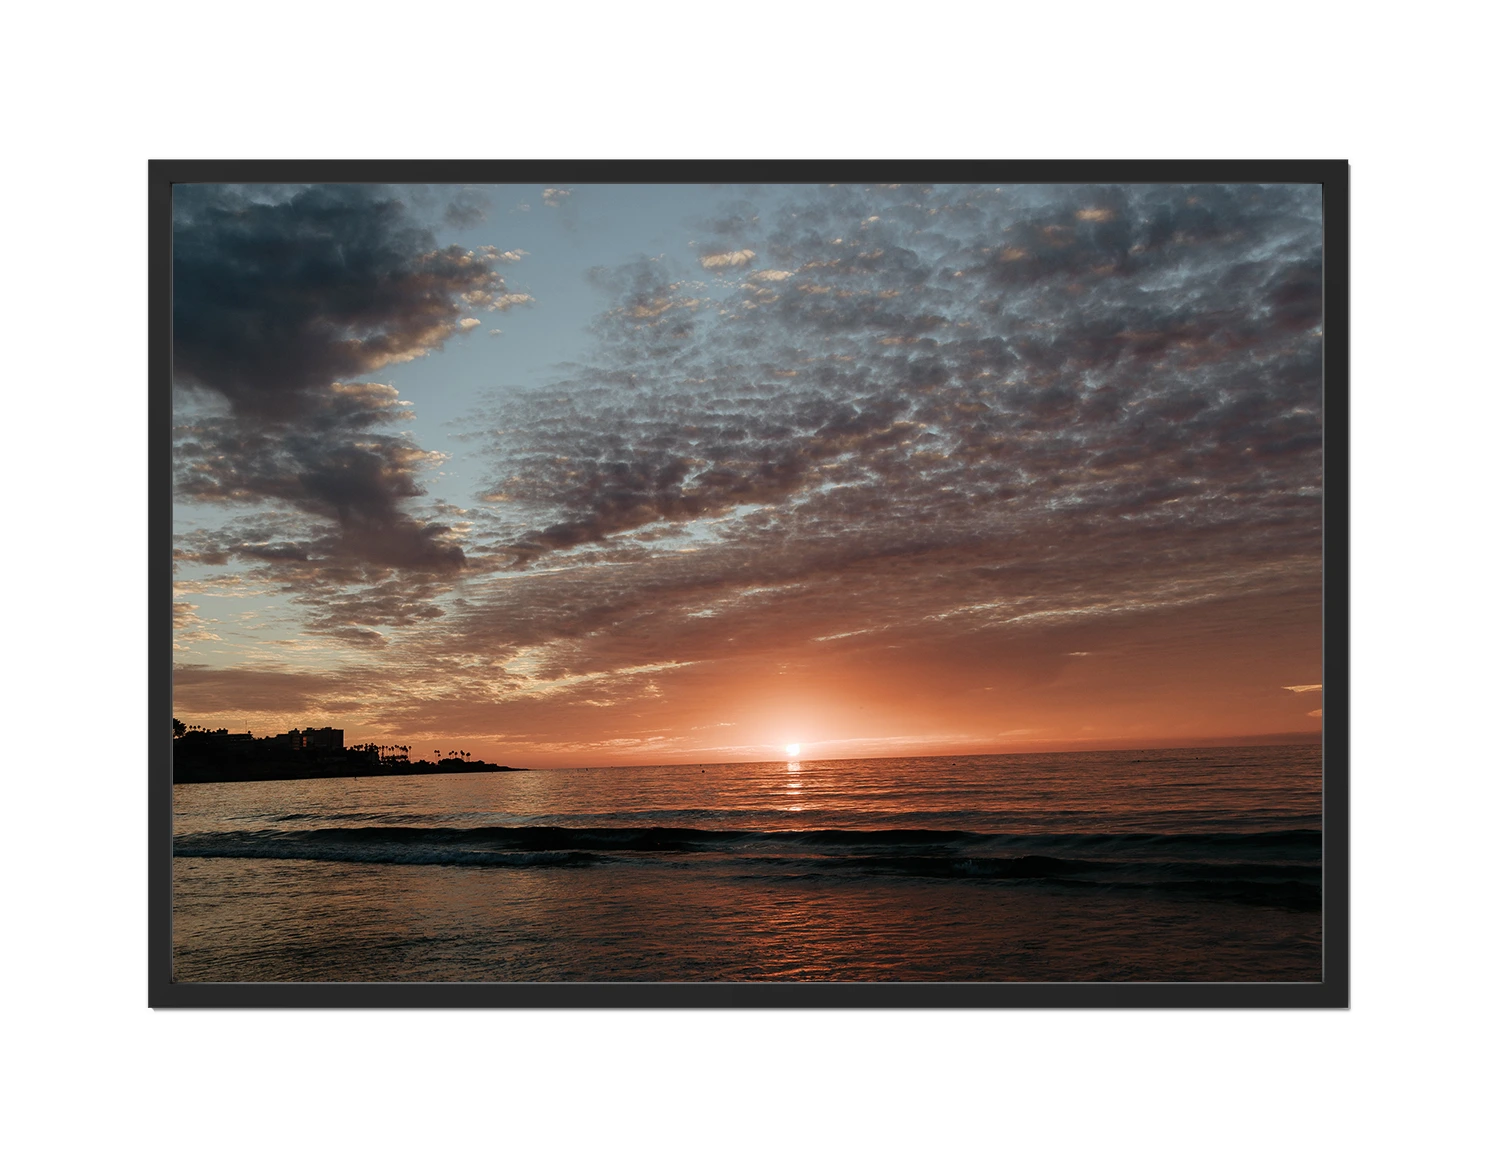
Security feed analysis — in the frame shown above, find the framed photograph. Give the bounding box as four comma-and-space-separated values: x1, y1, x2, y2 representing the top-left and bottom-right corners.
150, 161, 1347, 1007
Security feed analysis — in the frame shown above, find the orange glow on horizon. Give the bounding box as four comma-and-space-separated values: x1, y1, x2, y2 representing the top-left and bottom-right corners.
172, 568, 1322, 770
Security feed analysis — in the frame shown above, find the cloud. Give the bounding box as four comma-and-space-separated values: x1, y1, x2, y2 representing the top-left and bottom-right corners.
1282, 683, 1322, 693
443, 188, 490, 229
585, 259, 704, 334
699, 249, 756, 269
173, 664, 356, 715
542, 188, 572, 207
171, 600, 221, 649
452, 182, 1324, 697
174, 186, 518, 417
173, 505, 473, 643
175, 421, 466, 575
172, 185, 505, 587
485, 185, 1319, 555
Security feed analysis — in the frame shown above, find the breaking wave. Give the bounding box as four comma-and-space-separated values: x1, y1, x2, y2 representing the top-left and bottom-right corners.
175, 825, 1320, 910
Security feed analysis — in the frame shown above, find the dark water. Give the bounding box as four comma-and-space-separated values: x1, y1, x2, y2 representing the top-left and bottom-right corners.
172, 745, 1322, 982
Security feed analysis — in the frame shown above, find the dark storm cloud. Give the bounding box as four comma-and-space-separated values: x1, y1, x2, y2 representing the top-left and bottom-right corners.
174, 185, 517, 415
175, 409, 464, 572
172, 185, 526, 582
448, 183, 1323, 684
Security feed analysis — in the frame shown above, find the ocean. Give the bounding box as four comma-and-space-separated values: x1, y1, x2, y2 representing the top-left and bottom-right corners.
171, 744, 1322, 982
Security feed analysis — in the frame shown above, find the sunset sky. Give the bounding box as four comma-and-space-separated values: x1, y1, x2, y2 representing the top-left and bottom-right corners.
172, 181, 1324, 766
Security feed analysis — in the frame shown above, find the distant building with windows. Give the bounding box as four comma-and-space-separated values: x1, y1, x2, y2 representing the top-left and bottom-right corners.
269, 726, 344, 753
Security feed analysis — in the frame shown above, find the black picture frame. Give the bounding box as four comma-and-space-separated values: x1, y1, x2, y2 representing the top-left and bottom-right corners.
150, 159, 1348, 1008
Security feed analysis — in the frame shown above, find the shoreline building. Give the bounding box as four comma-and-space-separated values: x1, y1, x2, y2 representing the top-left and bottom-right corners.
269, 727, 344, 753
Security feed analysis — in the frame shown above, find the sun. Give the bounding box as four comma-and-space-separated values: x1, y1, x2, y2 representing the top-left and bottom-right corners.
785, 743, 800, 758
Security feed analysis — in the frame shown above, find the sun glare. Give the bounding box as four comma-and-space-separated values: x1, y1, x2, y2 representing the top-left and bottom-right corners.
786, 743, 801, 757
